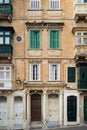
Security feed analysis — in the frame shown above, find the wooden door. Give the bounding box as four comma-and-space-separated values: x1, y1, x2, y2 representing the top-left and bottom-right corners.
0, 96, 7, 126
14, 96, 23, 129
48, 94, 59, 121
31, 94, 41, 121
84, 96, 87, 121
67, 96, 77, 121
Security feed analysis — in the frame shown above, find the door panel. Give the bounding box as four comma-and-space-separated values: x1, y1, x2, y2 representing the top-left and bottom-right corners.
67, 96, 77, 121
0, 96, 7, 126
31, 94, 41, 121
14, 96, 23, 129
84, 96, 87, 121
48, 94, 59, 121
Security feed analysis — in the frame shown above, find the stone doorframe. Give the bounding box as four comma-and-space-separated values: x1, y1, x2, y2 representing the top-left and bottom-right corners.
43, 90, 63, 128
27, 89, 63, 129
64, 90, 80, 126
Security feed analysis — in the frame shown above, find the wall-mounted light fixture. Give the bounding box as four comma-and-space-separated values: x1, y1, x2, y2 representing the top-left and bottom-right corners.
16, 77, 22, 85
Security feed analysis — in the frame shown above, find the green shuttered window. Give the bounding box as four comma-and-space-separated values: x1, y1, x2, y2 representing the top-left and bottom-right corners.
68, 67, 76, 82
50, 30, 60, 49
30, 30, 40, 49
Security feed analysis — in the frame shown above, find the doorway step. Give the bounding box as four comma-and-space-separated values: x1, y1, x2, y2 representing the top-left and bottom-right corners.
30, 121, 42, 129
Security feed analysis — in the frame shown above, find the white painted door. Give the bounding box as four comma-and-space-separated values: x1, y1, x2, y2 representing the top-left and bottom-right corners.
0, 96, 7, 126
14, 96, 23, 129
48, 94, 59, 121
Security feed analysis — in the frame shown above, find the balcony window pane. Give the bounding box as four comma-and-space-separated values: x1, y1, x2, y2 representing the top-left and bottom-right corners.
83, 38, 87, 44
5, 37, 10, 44
0, 32, 3, 35
0, 72, 4, 79
0, 67, 4, 70
5, 0, 10, 4
5, 32, 10, 35
84, 0, 87, 3
6, 67, 10, 70
77, 32, 81, 36
84, 33, 87, 35
77, 0, 82, 3
0, 0, 3, 3
6, 72, 10, 79
76, 37, 81, 44
0, 37, 3, 44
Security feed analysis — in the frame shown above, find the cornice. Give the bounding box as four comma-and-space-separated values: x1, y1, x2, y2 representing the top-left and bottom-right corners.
72, 27, 87, 34
25, 21, 64, 30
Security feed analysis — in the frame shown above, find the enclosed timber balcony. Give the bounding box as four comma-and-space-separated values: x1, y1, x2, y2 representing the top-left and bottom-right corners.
74, 45, 87, 58
0, 45, 13, 56
78, 80, 87, 89
74, 4, 87, 22
76, 61, 87, 90
0, 4, 12, 22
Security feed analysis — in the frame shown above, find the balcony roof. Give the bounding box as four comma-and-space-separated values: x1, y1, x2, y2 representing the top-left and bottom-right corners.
0, 26, 15, 33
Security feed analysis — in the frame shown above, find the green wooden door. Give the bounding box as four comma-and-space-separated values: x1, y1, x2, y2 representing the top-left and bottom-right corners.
84, 96, 87, 121
67, 96, 77, 121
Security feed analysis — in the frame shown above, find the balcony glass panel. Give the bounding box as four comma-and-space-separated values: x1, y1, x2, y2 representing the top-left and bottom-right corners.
78, 80, 87, 89
0, 45, 13, 55
0, 4, 12, 15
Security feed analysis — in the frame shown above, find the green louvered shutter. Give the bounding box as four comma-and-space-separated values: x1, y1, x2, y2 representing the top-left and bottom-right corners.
68, 67, 76, 82
50, 30, 60, 49
30, 30, 40, 49
36, 31, 40, 48
30, 30, 34, 48
50, 30, 53, 48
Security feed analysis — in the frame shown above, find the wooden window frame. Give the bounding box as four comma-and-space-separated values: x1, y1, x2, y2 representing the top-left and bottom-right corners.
49, 63, 60, 81
0, 31, 12, 45
30, 64, 40, 81
75, 31, 87, 45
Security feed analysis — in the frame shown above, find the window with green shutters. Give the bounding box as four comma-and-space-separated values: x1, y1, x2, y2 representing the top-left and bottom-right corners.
68, 67, 76, 83
30, 30, 40, 49
50, 30, 60, 49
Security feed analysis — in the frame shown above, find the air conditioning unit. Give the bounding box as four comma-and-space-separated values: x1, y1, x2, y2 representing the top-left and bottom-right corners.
67, 84, 73, 89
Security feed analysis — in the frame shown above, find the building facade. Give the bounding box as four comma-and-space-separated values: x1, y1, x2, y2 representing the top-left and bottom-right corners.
0, 0, 87, 129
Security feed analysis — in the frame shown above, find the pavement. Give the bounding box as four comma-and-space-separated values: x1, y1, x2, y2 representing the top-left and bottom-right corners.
30, 125, 87, 130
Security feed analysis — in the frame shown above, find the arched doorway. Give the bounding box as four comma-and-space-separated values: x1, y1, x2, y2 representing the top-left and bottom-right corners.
14, 96, 23, 129
31, 94, 41, 121
0, 96, 7, 126
48, 94, 59, 122
67, 96, 77, 121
